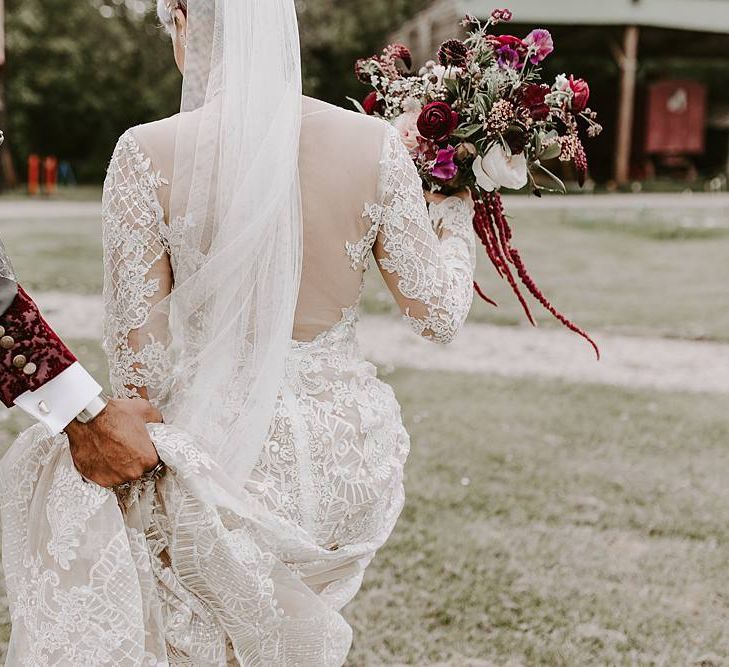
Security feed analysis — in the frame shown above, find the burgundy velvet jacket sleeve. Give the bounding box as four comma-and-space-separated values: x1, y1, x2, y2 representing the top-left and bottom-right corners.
0, 285, 77, 408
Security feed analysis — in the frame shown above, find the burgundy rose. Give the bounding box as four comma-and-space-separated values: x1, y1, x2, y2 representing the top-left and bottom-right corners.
521, 83, 551, 121
362, 91, 383, 116
569, 76, 590, 113
417, 101, 459, 143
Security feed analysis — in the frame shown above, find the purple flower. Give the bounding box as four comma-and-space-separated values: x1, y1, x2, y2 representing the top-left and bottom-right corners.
432, 146, 459, 181
496, 45, 521, 69
524, 29, 554, 64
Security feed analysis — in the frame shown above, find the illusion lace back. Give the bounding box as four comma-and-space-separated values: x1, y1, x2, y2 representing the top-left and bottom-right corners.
0, 98, 476, 666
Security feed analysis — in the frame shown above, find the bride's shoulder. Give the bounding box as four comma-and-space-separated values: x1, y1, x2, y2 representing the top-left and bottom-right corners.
301, 96, 388, 161
122, 114, 180, 163
107, 113, 181, 180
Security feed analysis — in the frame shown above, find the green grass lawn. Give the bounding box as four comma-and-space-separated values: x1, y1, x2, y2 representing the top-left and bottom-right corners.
362, 208, 729, 342
1, 351, 727, 665
1, 203, 728, 664
0, 217, 103, 294
0, 185, 103, 202
2, 203, 729, 340
344, 369, 729, 666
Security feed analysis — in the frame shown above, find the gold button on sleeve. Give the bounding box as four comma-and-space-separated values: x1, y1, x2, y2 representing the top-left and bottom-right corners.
12, 355, 27, 369
22, 362, 37, 376
0, 335, 15, 350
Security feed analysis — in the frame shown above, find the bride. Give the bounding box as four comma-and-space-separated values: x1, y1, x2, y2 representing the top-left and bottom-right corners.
0, 0, 476, 664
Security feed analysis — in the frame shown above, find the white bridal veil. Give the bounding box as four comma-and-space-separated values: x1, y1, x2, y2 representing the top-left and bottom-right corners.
0, 1, 354, 664
159, 0, 304, 486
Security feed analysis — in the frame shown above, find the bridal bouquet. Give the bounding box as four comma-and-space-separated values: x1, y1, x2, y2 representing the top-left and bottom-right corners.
352, 9, 602, 357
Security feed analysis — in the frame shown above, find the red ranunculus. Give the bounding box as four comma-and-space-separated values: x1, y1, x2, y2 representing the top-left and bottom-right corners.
417, 101, 459, 143
521, 83, 551, 121
362, 91, 383, 116
491, 35, 526, 51
569, 76, 590, 113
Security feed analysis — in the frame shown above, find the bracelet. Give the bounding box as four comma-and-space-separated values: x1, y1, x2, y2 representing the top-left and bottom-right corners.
75, 393, 109, 424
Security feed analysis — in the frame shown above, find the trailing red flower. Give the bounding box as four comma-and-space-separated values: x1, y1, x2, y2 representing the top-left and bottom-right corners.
471, 192, 600, 359
573, 136, 589, 187
417, 102, 459, 143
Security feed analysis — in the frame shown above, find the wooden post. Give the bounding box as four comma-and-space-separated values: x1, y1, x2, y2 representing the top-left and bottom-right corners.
614, 25, 640, 185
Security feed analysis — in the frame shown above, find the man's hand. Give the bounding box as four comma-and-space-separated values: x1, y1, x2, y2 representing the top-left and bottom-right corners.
65, 397, 163, 488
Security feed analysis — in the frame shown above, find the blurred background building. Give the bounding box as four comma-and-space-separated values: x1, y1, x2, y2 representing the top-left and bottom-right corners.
390, 0, 729, 187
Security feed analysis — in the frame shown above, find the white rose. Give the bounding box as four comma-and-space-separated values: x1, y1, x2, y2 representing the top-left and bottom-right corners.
392, 111, 421, 153
472, 144, 528, 192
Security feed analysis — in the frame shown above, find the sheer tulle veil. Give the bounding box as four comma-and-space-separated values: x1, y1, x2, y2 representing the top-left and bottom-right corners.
154, 0, 304, 489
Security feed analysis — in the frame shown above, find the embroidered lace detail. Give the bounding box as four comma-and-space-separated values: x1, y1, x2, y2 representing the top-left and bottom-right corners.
102, 129, 173, 404
345, 220, 378, 270
362, 125, 476, 344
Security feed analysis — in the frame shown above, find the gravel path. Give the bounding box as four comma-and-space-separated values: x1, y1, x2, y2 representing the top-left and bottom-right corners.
35, 292, 729, 395
3, 192, 729, 221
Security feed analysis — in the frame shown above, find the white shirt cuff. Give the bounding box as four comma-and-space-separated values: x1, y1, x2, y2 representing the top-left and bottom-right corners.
14, 362, 103, 435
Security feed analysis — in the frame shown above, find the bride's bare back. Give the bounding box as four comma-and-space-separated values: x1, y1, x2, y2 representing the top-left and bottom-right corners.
130, 96, 474, 347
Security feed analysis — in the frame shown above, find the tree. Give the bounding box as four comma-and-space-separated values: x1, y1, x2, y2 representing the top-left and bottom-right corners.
2, 0, 428, 182
297, 0, 428, 105
4, 0, 179, 182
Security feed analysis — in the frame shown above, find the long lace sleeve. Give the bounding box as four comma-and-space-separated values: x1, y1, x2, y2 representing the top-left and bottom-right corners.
102, 130, 174, 405
372, 125, 476, 344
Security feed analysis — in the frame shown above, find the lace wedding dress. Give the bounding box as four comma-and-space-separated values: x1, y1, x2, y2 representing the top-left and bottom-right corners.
0, 99, 476, 666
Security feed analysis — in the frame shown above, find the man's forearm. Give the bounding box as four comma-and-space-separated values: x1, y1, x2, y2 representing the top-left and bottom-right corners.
0, 285, 104, 433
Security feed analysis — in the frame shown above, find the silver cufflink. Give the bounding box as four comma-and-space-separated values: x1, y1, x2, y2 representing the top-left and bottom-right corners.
38, 401, 50, 415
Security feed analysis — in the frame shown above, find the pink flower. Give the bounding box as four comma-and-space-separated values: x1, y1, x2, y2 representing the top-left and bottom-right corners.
568, 75, 590, 113
432, 145, 459, 181
392, 111, 422, 153
524, 29, 554, 64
